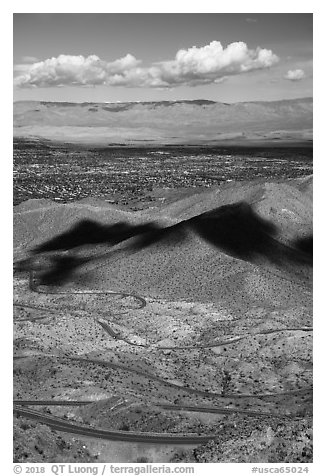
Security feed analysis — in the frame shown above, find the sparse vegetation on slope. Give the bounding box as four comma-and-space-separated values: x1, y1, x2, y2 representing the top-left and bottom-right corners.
13, 172, 312, 463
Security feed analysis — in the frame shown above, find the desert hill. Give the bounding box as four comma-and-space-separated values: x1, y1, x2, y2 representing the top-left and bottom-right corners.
13, 199, 140, 254
13, 176, 313, 463
14, 175, 312, 251
13, 98, 313, 145
14, 176, 312, 311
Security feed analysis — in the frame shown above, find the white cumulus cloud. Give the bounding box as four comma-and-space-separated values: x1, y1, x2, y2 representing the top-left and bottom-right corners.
284, 69, 306, 81
14, 41, 279, 89
14, 54, 142, 88
153, 41, 278, 87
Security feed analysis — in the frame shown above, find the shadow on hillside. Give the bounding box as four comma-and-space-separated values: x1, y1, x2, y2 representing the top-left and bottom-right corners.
187, 203, 313, 273
32, 220, 167, 253
294, 236, 313, 257
188, 202, 277, 261
15, 201, 313, 287
33, 256, 89, 286
13, 254, 91, 286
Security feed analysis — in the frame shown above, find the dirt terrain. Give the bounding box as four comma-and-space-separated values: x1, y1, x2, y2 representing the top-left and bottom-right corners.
13, 176, 313, 463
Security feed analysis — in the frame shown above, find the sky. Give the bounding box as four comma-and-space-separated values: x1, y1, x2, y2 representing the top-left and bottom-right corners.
13, 13, 313, 103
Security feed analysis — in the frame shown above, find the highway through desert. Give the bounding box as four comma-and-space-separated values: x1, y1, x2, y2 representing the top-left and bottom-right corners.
13, 406, 221, 444
13, 265, 312, 444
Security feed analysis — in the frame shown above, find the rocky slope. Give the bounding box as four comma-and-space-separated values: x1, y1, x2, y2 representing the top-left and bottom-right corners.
13, 176, 313, 463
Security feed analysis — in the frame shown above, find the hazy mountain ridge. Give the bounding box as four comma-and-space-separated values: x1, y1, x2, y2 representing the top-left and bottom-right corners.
13, 98, 313, 146
14, 97, 313, 107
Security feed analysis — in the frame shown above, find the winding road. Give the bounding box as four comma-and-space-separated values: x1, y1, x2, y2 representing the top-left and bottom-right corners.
13, 406, 219, 444
96, 316, 312, 350
13, 261, 313, 445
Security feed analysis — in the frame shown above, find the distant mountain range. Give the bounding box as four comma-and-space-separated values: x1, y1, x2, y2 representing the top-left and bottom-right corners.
13, 97, 313, 146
